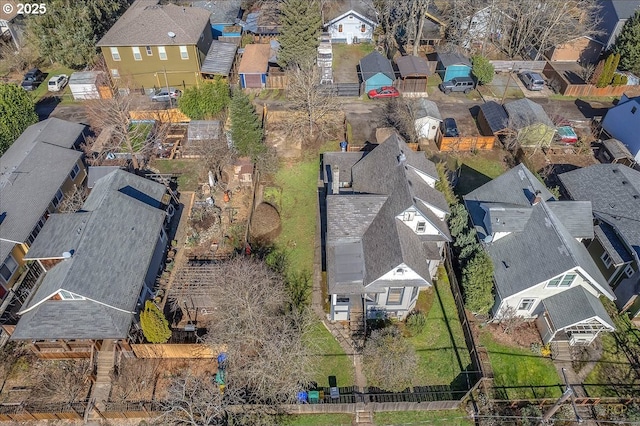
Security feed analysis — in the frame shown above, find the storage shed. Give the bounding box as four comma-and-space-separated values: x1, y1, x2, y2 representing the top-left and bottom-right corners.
478, 101, 509, 136
504, 98, 556, 148
201, 40, 238, 77
238, 44, 271, 88
359, 51, 395, 92
436, 52, 471, 82
69, 71, 107, 100
598, 138, 636, 167
413, 99, 442, 140
182, 120, 224, 158
396, 55, 430, 93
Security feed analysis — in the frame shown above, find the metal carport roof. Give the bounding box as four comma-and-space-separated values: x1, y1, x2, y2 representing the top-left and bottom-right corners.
201, 40, 238, 76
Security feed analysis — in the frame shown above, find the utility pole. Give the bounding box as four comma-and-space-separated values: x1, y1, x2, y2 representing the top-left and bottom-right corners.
501, 71, 512, 105
539, 368, 583, 425
163, 67, 171, 108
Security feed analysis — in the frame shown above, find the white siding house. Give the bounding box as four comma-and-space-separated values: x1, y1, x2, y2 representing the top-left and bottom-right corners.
323, 1, 378, 44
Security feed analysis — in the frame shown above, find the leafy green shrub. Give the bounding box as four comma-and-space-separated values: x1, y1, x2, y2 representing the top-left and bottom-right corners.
471, 55, 495, 85
140, 300, 172, 343
178, 77, 230, 119
406, 311, 427, 336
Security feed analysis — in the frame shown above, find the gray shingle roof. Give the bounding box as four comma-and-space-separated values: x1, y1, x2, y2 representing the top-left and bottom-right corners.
595, 222, 633, 265
321, 152, 367, 184
464, 164, 614, 300
504, 98, 554, 129
12, 171, 167, 341
611, 0, 640, 19
324, 0, 378, 25
396, 55, 430, 77
547, 201, 594, 239
96, 0, 211, 47
359, 51, 395, 82
413, 99, 442, 121
479, 101, 509, 133
559, 164, 640, 260
201, 41, 237, 76
437, 52, 471, 68
326, 134, 450, 296
0, 119, 86, 263
192, 0, 241, 24
543, 286, 615, 330
83, 169, 167, 211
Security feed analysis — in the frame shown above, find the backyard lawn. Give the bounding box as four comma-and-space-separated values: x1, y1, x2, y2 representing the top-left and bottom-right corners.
374, 409, 473, 425
332, 43, 375, 83
306, 317, 354, 388
446, 152, 507, 196
151, 158, 200, 191
407, 268, 472, 388
30, 66, 75, 101
479, 331, 562, 399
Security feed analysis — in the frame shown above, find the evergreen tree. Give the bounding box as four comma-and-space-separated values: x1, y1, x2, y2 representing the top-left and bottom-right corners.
139, 301, 172, 344
613, 10, 640, 74
597, 53, 620, 87
462, 251, 495, 315
278, 0, 322, 68
178, 78, 230, 120
0, 84, 38, 155
230, 90, 264, 160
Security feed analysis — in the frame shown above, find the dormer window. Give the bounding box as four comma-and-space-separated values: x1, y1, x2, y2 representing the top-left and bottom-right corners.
395, 268, 404, 275
403, 211, 415, 221
57, 290, 85, 301
416, 221, 426, 233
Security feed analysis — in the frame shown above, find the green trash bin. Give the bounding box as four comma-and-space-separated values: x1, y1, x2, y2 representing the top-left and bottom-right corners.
309, 390, 320, 404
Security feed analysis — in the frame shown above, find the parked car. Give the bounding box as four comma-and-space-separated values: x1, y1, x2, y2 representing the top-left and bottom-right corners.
47, 74, 68, 92
150, 87, 181, 102
441, 118, 459, 137
439, 76, 475, 94
519, 71, 545, 91
368, 86, 400, 99
21, 68, 45, 91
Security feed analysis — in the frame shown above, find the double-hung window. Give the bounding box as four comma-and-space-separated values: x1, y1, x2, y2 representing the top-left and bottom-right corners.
387, 288, 404, 305
179, 45, 189, 60
110, 47, 120, 61
132, 46, 142, 61
158, 46, 167, 60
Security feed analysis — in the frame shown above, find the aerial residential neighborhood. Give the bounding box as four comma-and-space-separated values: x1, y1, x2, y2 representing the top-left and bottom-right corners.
2, 0, 640, 425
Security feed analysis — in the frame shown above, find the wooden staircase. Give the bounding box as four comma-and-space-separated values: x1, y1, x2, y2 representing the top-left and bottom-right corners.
354, 407, 374, 425
89, 340, 116, 417
350, 299, 366, 352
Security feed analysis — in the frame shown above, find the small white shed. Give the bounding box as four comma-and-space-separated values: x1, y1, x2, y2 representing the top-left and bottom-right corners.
69, 71, 104, 100
413, 99, 442, 140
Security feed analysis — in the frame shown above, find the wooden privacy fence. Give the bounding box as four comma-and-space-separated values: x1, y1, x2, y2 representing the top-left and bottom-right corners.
0, 401, 87, 421
436, 135, 495, 152
266, 74, 288, 89
131, 343, 216, 358
490, 60, 547, 72
543, 63, 640, 97
129, 108, 190, 123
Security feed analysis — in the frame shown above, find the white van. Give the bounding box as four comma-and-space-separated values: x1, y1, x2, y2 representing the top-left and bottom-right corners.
48, 74, 68, 92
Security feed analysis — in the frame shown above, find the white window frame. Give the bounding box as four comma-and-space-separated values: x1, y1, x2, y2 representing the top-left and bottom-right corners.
624, 264, 635, 278
387, 288, 404, 305
403, 211, 415, 221
111, 69, 120, 78
179, 45, 189, 60
601, 252, 613, 268
58, 290, 86, 301
158, 46, 167, 60
69, 163, 80, 180
411, 286, 419, 301
146, 45, 152, 56
416, 221, 426, 233
518, 298, 536, 311
132, 46, 142, 61
546, 272, 576, 288
336, 295, 349, 303
110, 47, 120, 61
0, 254, 18, 284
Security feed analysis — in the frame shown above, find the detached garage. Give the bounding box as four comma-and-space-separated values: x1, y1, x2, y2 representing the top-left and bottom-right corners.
359, 51, 395, 93
238, 44, 271, 89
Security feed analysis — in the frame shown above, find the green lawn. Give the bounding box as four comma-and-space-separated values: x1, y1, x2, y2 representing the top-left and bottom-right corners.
31, 66, 75, 101
281, 413, 353, 426
479, 332, 561, 399
306, 321, 354, 388
407, 268, 472, 387
129, 121, 154, 152
374, 409, 473, 425
151, 158, 200, 191
273, 158, 319, 274
447, 153, 507, 196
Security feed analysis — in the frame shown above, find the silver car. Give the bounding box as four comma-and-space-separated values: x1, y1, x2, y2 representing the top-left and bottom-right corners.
519, 71, 545, 91
150, 87, 181, 102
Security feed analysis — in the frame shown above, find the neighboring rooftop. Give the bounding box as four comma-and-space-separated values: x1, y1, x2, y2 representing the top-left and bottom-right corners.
414, 98, 442, 120
437, 52, 471, 68
359, 51, 396, 81
191, 0, 242, 24
96, 0, 211, 47
238, 44, 271, 73
504, 98, 554, 128
396, 55, 431, 77
324, 0, 378, 24
201, 41, 238, 76
479, 101, 509, 133
543, 286, 615, 330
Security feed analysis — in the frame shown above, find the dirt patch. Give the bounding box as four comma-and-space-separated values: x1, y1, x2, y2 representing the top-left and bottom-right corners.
250, 202, 281, 243
483, 322, 543, 349
332, 44, 374, 84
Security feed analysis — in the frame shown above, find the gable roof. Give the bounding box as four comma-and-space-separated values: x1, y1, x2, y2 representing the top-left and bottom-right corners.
601, 95, 640, 154
0, 119, 86, 264
437, 52, 471, 68
504, 98, 554, 129
326, 134, 450, 295
464, 164, 613, 300
324, 0, 378, 25
359, 51, 395, 81
414, 99, 442, 121
191, 0, 242, 24
559, 163, 640, 261
479, 101, 509, 133
238, 44, 271, 74
543, 286, 615, 330
321, 152, 367, 184
12, 171, 166, 341
96, 0, 211, 47
396, 55, 430, 77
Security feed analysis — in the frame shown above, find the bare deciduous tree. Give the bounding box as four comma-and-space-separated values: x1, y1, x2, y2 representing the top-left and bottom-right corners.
285, 63, 341, 139
110, 358, 161, 402
58, 184, 89, 213
28, 359, 92, 402
381, 98, 418, 143
497, 306, 526, 335
363, 326, 417, 392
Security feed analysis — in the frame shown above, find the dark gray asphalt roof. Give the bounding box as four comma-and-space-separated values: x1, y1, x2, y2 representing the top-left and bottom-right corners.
484, 203, 533, 233
595, 222, 633, 265
327, 241, 366, 295
547, 201, 594, 239
414, 99, 442, 120
87, 166, 122, 188
83, 169, 167, 211
321, 152, 367, 183
201, 41, 237, 76
192, 0, 241, 24
611, 0, 640, 19
23, 212, 92, 260
543, 286, 615, 331
359, 51, 395, 82
324, 0, 378, 24
0, 119, 86, 263
614, 276, 639, 311
479, 101, 509, 133
559, 164, 640, 260
396, 55, 430, 77
602, 138, 633, 160
464, 164, 614, 300
97, 0, 211, 47
13, 170, 166, 340
327, 195, 387, 242
504, 98, 554, 129
437, 52, 471, 68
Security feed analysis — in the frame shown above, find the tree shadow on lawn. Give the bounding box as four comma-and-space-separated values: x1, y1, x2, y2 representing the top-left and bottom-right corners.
454, 163, 493, 196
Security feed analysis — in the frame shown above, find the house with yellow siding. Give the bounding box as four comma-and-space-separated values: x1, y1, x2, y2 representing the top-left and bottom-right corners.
96, 0, 213, 91
0, 118, 87, 322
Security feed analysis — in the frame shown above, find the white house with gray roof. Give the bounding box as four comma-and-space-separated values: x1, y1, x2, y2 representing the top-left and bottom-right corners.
322, 134, 450, 325
464, 164, 615, 346
11, 170, 168, 357
559, 164, 640, 318
601, 94, 640, 162
323, 0, 378, 44
0, 118, 87, 322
